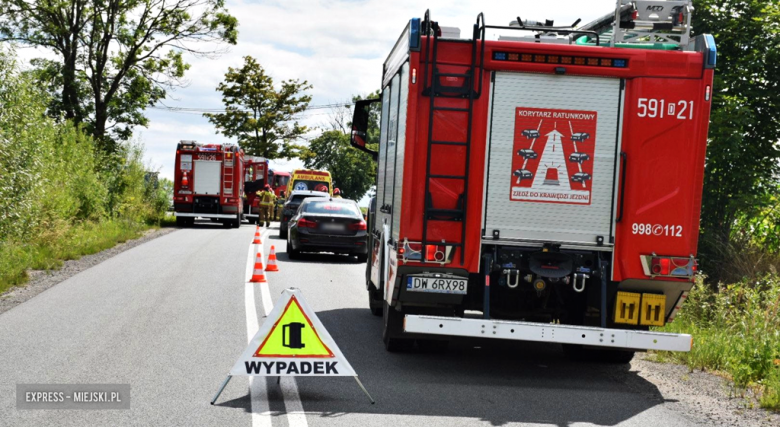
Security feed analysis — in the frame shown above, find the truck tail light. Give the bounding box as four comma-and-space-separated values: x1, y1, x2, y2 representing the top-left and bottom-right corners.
298, 218, 317, 228
425, 245, 447, 262
641, 255, 697, 280
400, 239, 456, 265
705, 85, 711, 101
653, 258, 671, 275
348, 220, 367, 231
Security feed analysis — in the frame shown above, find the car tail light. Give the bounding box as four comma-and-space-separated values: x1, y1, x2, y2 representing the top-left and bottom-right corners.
349, 220, 367, 231
641, 255, 697, 279
298, 218, 317, 228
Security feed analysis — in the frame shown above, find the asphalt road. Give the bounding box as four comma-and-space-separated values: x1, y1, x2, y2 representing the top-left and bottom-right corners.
0, 221, 706, 426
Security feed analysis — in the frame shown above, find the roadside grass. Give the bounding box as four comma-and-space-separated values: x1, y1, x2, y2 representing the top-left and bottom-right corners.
0, 220, 150, 295
158, 213, 178, 228
653, 276, 780, 411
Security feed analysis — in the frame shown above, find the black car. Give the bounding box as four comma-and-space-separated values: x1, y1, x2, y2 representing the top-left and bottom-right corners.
517, 148, 538, 159
279, 190, 329, 238
570, 132, 591, 142
513, 169, 534, 181
571, 172, 592, 182
287, 198, 368, 262
522, 129, 540, 139
569, 152, 590, 163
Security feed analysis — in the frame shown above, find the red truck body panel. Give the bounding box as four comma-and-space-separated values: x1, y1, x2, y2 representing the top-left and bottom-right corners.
396, 37, 713, 285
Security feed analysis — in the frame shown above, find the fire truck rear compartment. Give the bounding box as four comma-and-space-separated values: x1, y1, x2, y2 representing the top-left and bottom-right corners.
483, 72, 623, 246
193, 160, 221, 196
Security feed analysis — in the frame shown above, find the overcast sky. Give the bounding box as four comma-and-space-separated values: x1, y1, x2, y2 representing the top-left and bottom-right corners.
20, 0, 619, 181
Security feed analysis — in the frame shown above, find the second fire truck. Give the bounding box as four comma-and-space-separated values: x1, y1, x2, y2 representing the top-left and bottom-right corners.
351, 1, 715, 361
173, 141, 246, 227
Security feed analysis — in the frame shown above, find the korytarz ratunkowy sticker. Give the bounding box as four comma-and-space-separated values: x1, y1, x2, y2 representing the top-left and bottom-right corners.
510, 107, 598, 205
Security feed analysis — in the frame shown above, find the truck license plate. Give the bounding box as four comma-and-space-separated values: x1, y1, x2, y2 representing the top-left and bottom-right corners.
406, 276, 467, 295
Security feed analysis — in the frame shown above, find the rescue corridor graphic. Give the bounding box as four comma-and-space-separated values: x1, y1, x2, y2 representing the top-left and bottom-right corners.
510, 107, 598, 205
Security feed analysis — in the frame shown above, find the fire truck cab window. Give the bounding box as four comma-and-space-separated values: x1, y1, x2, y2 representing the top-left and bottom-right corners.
375, 81, 391, 225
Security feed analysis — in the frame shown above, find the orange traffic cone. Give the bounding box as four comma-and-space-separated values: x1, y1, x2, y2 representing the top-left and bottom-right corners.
266, 246, 279, 272
250, 253, 267, 283
252, 227, 262, 245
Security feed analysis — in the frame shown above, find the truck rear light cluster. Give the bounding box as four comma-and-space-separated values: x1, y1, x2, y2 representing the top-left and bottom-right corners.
348, 220, 367, 231
223, 198, 237, 204
298, 218, 317, 228
493, 51, 628, 68
640, 255, 697, 279
399, 239, 456, 265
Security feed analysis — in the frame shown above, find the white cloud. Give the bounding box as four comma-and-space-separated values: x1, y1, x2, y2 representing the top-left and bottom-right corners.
11, 0, 621, 181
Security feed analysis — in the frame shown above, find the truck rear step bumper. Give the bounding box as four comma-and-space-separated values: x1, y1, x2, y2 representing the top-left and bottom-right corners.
404, 315, 691, 352
174, 213, 236, 219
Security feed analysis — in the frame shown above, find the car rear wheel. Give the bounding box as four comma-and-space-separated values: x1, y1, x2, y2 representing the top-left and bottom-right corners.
356, 253, 368, 263
287, 236, 300, 259
279, 228, 288, 239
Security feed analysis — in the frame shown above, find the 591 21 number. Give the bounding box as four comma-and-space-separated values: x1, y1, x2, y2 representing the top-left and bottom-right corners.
637, 98, 694, 120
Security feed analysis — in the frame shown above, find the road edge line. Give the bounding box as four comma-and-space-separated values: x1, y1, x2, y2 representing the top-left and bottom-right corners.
259, 226, 309, 427
246, 230, 272, 427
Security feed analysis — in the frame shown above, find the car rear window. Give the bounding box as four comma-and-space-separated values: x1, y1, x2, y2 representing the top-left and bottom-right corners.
303, 201, 361, 216
290, 194, 324, 203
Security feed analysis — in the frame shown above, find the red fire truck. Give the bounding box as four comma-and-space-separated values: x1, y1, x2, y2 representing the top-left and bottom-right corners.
243, 156, 269, 224
243, 157, 292, 223
173, 141, 245, 228
351, 1, 715, 360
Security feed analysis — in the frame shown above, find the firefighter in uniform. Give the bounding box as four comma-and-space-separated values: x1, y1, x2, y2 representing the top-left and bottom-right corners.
256, 184, 277, 227
333, 188, 342, 199
274, 190, 286, 221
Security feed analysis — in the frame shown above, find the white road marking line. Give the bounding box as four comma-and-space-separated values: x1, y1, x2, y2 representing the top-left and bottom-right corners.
256, 226, 309, 427
245, 229, 272, 427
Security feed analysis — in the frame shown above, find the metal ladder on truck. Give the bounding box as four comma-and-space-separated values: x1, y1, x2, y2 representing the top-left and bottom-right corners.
420, 11, 485, 264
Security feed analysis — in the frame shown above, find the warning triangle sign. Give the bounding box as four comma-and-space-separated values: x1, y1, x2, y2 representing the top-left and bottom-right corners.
230, 288, 356, 377
254, 296, 334, 358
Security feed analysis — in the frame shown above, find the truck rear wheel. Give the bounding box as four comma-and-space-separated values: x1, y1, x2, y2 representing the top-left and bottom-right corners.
368, 286, 382, 317
176, 217, 187, 227
382, 301, 412, 352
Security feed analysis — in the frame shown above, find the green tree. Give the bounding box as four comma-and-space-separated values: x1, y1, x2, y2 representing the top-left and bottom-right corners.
300, 92, 379, 201
205, 56, 312, 159
693, 1, 780, 276
302, 130, 376, 201
0, 0, 238, 152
